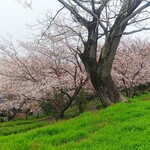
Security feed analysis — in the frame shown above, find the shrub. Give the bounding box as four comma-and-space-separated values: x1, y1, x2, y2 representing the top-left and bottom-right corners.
39, 100, 56, 117
96, 104, 102, 110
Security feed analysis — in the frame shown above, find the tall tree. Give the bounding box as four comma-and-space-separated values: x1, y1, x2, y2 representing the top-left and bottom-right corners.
55, 0, 150, 106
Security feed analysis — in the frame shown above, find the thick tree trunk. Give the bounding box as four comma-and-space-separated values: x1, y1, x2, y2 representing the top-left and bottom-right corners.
92, 75, 127, 106
80, 19, 128, 106
95, 36, 128, 106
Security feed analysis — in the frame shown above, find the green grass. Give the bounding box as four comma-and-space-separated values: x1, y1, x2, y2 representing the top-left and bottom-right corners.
0, 93, 150, 150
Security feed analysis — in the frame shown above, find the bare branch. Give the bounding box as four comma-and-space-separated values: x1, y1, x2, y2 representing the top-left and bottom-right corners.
58, 0, 89, 27
117, 27, 150, 36
121, 1, 150, 26
39, 7, 65, 41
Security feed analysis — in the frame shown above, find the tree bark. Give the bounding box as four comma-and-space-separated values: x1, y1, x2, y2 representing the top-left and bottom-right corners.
93, 75, 127, 106
79, 18, 128, 106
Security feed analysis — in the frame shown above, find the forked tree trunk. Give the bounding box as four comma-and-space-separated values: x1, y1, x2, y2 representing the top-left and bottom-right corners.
54, 99, 72, 121
79, 18, 128, 107
54, 80, 87, 120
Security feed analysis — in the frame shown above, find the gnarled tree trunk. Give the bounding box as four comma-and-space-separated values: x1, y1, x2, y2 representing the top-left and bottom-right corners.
80, 18, 128, 106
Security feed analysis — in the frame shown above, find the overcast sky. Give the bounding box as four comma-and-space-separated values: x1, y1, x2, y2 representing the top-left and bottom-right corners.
0, 0, 61, 41
0, 0, 149, 42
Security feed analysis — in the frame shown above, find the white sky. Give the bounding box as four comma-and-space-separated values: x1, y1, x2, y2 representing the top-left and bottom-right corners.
0, 0, 61, 41
0, 0, 149, 42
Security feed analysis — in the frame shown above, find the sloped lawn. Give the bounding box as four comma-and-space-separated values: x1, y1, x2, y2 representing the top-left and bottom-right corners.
0, 93, 150, 150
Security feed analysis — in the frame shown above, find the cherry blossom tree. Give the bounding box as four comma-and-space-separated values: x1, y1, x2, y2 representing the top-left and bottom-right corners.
0, 98, 35, 121
0, 40, 88, 120
112, 39, 150, 97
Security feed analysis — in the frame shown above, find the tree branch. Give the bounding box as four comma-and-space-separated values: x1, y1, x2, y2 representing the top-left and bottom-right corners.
117, 27, 150, 36
58, 0, 89, 27
121, 2, 150, 26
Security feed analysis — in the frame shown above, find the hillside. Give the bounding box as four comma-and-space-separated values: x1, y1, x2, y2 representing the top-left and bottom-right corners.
0, 93, 150, 150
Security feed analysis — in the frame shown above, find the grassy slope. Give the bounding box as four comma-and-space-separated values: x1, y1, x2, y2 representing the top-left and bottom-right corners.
0, 93, 150, 150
